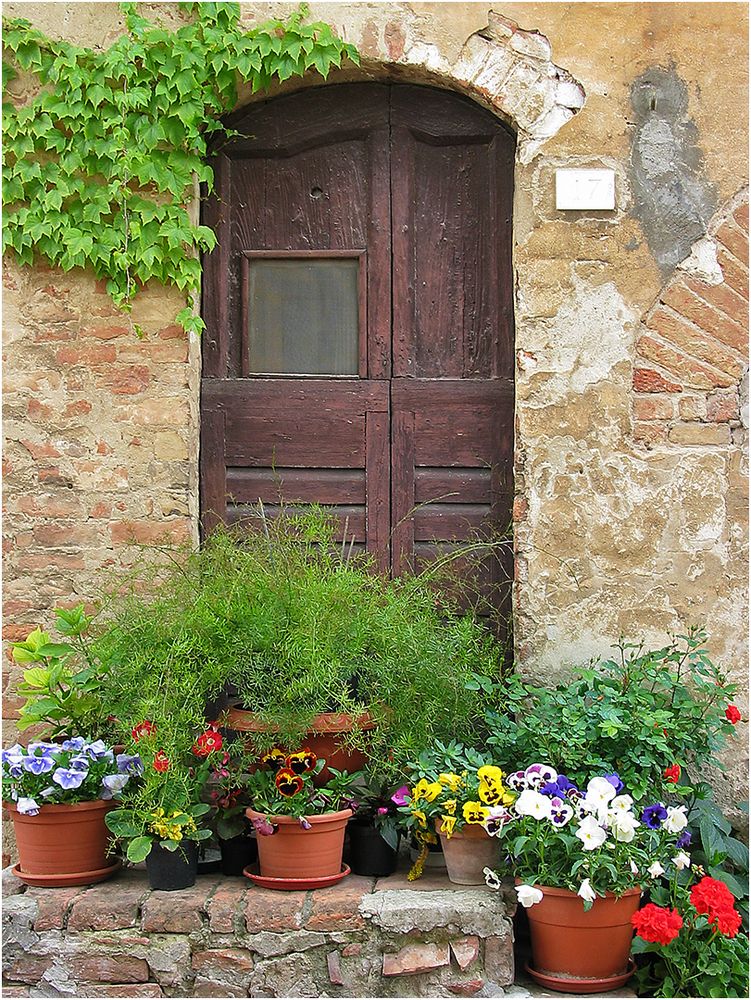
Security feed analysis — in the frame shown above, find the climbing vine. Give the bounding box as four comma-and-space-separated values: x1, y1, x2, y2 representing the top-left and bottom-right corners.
2, 2, 359, 333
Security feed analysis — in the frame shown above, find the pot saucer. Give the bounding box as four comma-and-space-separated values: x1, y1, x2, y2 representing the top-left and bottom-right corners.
244, 863, 350, 890
12, 859, 121, 888
525, 959, 636, 995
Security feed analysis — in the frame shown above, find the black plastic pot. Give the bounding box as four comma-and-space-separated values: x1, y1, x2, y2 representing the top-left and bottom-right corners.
348, 821, 398, 877
145, 842, 198, 891
220, 835, 258, 876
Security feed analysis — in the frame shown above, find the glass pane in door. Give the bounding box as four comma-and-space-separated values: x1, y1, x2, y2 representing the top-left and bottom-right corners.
247, 257, 360, 375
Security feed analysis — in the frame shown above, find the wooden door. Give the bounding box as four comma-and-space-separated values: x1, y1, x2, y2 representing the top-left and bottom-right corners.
201, 83, 515, 613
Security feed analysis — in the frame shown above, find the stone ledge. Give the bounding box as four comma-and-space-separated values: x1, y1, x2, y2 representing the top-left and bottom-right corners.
2, 865, 516, 997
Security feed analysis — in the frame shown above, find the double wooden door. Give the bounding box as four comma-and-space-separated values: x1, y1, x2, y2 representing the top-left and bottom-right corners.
201, 83, 515, 607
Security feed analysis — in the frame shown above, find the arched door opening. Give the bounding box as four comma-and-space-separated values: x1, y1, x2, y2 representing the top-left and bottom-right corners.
200, 83, 515, 636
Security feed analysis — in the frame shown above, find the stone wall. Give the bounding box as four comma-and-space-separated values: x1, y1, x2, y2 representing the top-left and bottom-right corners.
2, 868, 515, 998
2, 1, 749, 824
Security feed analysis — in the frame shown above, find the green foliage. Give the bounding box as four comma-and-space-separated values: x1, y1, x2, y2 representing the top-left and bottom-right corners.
11, 605, 113, 738
90, 508, 504, 780
632, 879, 749, 997
2, 2, 359, 328
483, 628, 738, 798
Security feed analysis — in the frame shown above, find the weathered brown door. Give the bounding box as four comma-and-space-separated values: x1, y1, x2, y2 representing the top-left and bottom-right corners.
201, 83, 515, 604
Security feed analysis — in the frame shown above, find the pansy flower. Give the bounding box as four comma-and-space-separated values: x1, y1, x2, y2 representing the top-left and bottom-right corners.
285, 748, 317, 775
443, 798, 457, 816
575, 814, 607, 850
60, 737, 86, 752
275, 768, 304, 797
524, 764, 557, 789
261, 747, 287, 770
462, 801, 490, 824
676, 829, 692, 849
27, 742, 58, 755
604, 772, 624, 794
540, 774, 579, 798
439, 814, 457, 837
514, 789, 552, 820
483, 805, 513, 836
52, 767, 86, 790
68, 755, 91, 772
548, 796, 573, 827
438, 772, 463, 791
641, 803, 668, 829
116, 753, 143, 776
16, 797, 40, 815
1, 744, 26, 765
84, 740, 113, 761
506, 770, 527, 792
100, 773, 129, 799
412, 778, 442, 802
22, 755, 55, 775
411, 808, 428, 829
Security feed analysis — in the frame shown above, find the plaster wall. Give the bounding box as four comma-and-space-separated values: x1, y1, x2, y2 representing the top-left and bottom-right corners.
2, 3, 748, 813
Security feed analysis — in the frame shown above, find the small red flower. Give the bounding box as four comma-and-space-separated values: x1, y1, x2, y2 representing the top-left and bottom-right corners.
192, 730, 224, 757
132, 719, 156, 741
690, 876, 735, 917
709, 906, 742, 937
725, 704, 742, 724
153, 750, 170, 773
663, 764, 681, 783
631, 903, 683, 946
275, 768, 304, 797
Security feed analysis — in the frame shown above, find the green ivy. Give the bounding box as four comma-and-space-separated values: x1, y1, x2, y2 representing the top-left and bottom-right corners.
2, 2, 359, 333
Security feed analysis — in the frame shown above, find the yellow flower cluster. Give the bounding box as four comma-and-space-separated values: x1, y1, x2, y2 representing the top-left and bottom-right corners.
148, 808, 197, 843
408, 765, 515, 842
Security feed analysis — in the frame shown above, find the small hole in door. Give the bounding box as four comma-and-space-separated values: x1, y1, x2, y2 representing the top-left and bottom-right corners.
310, 186, 324, 199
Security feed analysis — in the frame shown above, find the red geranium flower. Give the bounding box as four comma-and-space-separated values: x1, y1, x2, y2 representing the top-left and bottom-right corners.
725, 704, 742, 724
631, 903, 683, 946
709, 906, 742, 938
192, 730, 224, 757
690, 876, 735, 916
275, 768, 304, 797
153, 750, 170, 773
132, 719, 156, 740
664, 764, 681, 783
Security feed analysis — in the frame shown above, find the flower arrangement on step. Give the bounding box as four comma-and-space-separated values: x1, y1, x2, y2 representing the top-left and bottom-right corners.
104, 719, 227, 890
632, 871, 748, 997
398, 741, 513, 884
244, 747, 361, 887
1, 737, 140, 886
482, 762, 695, 991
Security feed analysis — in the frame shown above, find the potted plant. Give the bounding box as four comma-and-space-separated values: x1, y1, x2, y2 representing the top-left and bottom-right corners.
105, 722, 224, 890
11, 605, 115, 741
347, 775, 404, 877
244, 748, 360, 888
205, 741, 258, 876
2, 737, 138, 886
399, 741, 510, 884
484, 762, 686, 993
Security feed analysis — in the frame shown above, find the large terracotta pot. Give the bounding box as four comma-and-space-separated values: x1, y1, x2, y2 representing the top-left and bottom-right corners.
227, 703, 375, 783
522, 881, 642, 993
5, 799, 117, 887
247, 807, 351, 880
436, 820, 500, 884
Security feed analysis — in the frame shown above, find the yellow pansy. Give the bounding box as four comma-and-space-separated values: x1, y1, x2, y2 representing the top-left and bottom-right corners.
439, 815, 457, 838
413, 778, 442, 802
438, 772, 463, 791
463, 800, 490, 824
477, 765, 505, 783
412, 809, 428, 829
443, 798, 457, 816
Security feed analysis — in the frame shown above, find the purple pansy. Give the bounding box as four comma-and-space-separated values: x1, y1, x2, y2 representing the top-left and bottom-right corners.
68, 755, 91, 772
60, 737, 86, 752
524, 764, 557, 789
549, 795, 574, 827
17, 797, 40, 815
506, 771, 528, 792
39, 785, 57, 798
604, 773, 624, 793
641, 803, 668, 829
676, 830, 692, 849
1, 744, 26, 765
52, 768, 86, 791
298, 817, 312, 830
84, 740, 113, 761
116, 754, 144, 776
483, 807, 513, 836
391, 785, 410, 806
100, 773, 129, 799
27, 742, 59, 755
540, 775, 579, 798
22, 755, 55, 775
250, 816, 276, 836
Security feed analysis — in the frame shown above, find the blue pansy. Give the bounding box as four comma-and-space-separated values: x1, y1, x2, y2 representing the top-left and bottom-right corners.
22, 755, 55, 775
641, 803, 668, 829
52, 768, 86, 791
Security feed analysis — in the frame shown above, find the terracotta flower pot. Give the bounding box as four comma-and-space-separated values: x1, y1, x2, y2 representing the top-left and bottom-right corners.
435, 820, 500, 884
246, 807, 351, 880
521, 881, 642, 992
227, 703, 375, 783
5, 799, 117, 887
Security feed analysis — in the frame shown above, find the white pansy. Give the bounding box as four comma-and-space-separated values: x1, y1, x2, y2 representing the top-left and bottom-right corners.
575, 814, 607, 850
582, 777, 617, 822
514, 789, 552, 820
17, 797, 40, 815
484, 867, 502, 890
647, 861, 665, 878
663, 805, 688, 833
608, 810, 640, 843
515, 884, 544, 908
577, 878, 597, 903
609, 794, 634, 813
672, 851, 691, 871
630, 860, 639, 875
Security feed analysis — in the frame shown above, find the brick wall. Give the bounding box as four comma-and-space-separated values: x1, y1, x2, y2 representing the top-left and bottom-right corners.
633, 194, 749, 449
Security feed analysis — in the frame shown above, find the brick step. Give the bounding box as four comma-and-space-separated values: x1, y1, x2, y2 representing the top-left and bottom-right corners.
2, 864, 517, 997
